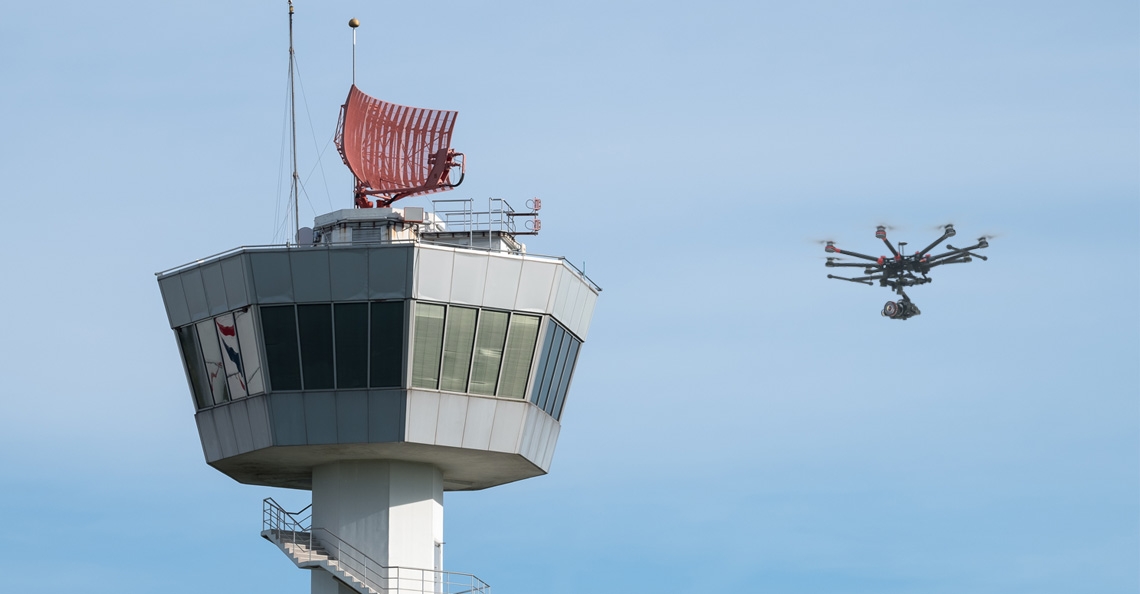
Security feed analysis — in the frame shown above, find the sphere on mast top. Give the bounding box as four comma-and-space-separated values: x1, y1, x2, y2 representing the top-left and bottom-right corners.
348, 18, 360, 28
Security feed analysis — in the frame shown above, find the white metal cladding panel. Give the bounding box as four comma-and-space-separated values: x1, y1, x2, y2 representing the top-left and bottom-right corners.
517, 406, 542, 462
576, 288, 598, 340
228, 399, 255, 453
549, 266, 574, 320
557, 274, 583, 331
530, 413, 553, 466
450, 252, 489, 306
159, 275, 191, 328
488, 400, 527, 453
483, 256, 523, 310
246, 395, 273, 450
368, 246, 412, 299
406, 390, 441, 445
435, 393, 469, 448
415, 247, 454, 303
461, 397, 497, 450
181, 269, 210, 321
212, 405, 240, 459
329, 249, 369, 301
540, 421, 561, 471
249, 251, 294, 303
201, 262, 229, 316
220, 255, 250, 309
515, 259, 558, 313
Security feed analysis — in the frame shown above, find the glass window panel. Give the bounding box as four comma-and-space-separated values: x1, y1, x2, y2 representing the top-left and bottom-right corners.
542, 327, 574, 415
498, 314, 540, 399
214, 313, 248, 399
196, 319, 230, 405
177, 325, 212, 409
440, 307, 477, 392
469, 310, 509, 396
234, 309, 265, 395
529, 321, 558, 405
335, 303, 369, 389
370, 301, 406, 388
260, 305, 302, 391
536, 324, 566, 412
297, 304, 334, 390
552, 338, 581, 420
411, 302, 446, 389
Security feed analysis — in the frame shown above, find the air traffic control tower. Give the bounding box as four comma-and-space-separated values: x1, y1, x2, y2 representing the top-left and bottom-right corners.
156, 78, 598, 593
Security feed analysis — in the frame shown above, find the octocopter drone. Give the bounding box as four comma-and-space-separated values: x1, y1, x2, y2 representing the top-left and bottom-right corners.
823, 224, 990, 320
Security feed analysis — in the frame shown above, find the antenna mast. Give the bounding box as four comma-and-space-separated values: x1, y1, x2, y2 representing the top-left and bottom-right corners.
288, 1, 299, 244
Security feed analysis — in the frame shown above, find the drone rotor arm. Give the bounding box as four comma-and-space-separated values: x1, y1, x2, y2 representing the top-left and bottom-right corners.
831, 248, 881, 262
826, 274, 875, 285
918, 227, 956, 256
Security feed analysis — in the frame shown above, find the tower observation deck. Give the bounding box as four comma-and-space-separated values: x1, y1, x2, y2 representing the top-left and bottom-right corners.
156, 60, 599, 593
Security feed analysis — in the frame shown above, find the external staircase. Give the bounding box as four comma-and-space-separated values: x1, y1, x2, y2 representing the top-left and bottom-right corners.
261, 498, 490, 594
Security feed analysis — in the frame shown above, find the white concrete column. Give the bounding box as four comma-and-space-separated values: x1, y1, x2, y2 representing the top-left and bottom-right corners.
311, 460, 444, 593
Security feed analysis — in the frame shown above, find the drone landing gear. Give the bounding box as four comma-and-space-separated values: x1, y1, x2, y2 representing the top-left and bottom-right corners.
882, 298, 921, 320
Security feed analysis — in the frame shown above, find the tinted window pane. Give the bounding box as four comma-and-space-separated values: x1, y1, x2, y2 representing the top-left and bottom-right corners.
297, 304, 334, 390
498, 314, 540, 399
411, 303, 445, 389
177, 325, 212, 409
235, 309, 265, 395
440, 307, 477, 392
335, 303, 368, 389
469, 310, 508, 396
261, 305, 302, 391
529, 321, 559, 405
370, 301, 405, 388
196, 319, 230, 405
214, 313, 248, 399
537, 324, 566, 411
552, 338, 581, 420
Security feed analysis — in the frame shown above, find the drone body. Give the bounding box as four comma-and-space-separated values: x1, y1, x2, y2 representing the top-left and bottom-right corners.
823, 224, 990, 320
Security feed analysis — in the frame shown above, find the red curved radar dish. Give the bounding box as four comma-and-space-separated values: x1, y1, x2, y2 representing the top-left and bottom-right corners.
335, 85, 464, 208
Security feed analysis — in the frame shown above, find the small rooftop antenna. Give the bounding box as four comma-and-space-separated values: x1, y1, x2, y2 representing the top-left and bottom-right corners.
288, 1, 299, 244
348, 18, 359, 86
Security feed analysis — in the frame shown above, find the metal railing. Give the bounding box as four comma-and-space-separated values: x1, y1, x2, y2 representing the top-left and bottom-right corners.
262, 498, 490, 594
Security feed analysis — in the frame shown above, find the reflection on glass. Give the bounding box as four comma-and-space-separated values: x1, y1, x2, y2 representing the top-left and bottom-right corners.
298, 304, 334, 390
214, 313, 248, 399
261, 305, 302, 391
196, 319, 230, 405
440, 307, 477, 392
498, 314, 540, 399
469, 310, 508, 396
370, 301, 404, 388
551, 338, 580, 420
536, 324, 566, 411
529, 321, 558, 406
234, 309, 264, 395
177, 325, 212, 409
412, 303, 446, 389
335, 303, 368, 389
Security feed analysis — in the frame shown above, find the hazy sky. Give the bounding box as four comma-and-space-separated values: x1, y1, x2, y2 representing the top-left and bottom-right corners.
1, 2, 1137, 593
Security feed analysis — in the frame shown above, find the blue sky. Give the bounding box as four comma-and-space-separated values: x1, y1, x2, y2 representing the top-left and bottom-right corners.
1, 1, 1137, 593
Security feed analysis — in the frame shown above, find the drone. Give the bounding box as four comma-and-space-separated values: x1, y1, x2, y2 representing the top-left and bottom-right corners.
823, 224, 990, 320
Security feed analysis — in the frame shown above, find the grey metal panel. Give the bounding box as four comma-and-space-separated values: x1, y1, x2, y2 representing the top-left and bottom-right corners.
329, 249, 369, 301
269, 392, 307, 446
415, 247, 454, 302
220, 255, 250, 309
250, 252, 294, 303
201, 262, 228, 316
435, 393, 468, 448
405, 390, 440, 444
483, 256, 522, 311
461, 397, 496, 450
158, 275, 191, 328
488, 399, 526, 453
245, 394, 273, 450
212, 404, 240, 459
228, 399, 255, 454
181, 269, 210, 321
195, 410, 224, 462
540, 422, 561, 471
450, 252, 488, 306
518, 406, 541, 462
369, 245, 412, 299
303, 392, 338, 445
290, 250, 332, 303
368, 389, 405, 442
240, 253, 258, 306
335, 391, 369, 444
